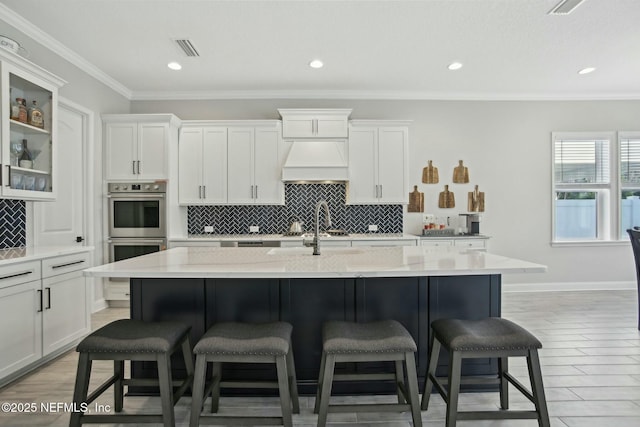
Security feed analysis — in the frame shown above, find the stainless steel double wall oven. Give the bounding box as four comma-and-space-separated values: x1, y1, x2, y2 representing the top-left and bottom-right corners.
107, 182, 167, 268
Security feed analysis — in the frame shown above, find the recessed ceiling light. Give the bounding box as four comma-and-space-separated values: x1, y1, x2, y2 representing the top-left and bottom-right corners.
309, 59, 324, 69
167, 62, 182, 71
578, 67, 595, 75
448, 62, 463, 71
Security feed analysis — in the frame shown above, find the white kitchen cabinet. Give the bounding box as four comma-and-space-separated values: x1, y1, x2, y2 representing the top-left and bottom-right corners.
103, 114, 180, 181
1, 48, 64, 200
278, 109, 351, 139
179, 126, 228, 205
0, 250, 91, 385
179, 121, 283, 205
420, 239, 454, 247
227, 124, 283, 204
351, 239, 417, 247
420, 238, 488, 249
0, 261, 42, 381
454, 239, 488, 249
348, 121, 410, 204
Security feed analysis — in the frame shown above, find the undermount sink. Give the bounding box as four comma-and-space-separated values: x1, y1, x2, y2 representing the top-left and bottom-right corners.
267, 247, 364, 256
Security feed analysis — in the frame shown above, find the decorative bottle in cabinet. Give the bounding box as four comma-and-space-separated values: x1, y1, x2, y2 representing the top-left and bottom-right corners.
19, 139, 33, 169
28, 100, 44, 128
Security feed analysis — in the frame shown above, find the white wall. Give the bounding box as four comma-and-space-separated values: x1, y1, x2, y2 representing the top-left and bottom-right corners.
133, 99, 640, 288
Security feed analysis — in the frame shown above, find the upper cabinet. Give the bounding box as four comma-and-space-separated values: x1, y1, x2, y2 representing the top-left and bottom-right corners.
103, 114, 181, 181
0, 49, 65, 200
179, 121, 284, 206
278, 109, 351, 139
348, 121, 410, 204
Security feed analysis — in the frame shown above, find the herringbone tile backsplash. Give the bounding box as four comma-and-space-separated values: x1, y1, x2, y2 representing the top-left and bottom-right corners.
188, 183, 403, 235
0, 199, 26, 248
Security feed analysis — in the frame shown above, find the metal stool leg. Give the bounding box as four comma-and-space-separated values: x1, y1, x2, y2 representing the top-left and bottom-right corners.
276, 355, 293, 427
528, 349, 550, 427
157, 353, 175, 427
404, 352, 423, 427
445, 351, 462, 427
395, 360, 406, 403
316, 353, 336, 427
70, 352, 91, 427
421, 334, 440, 411
286, 348, 300, 414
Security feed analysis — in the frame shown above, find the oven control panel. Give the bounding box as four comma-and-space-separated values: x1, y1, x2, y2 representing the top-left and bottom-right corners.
108, 182, 166, 193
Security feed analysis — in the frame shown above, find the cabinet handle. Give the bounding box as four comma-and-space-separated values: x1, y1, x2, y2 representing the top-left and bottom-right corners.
137, 160, 141, 174
45, 287, 51, 309
37, 289, 43, 313
198, 185, 202, 198
51, 260, 85, 269
132, 161, 136, 175
4, 165, 10, 187
379, 185, 382, 198
255, 185, 258, 199
0, 270, 34, 281
375, 185, 379, 198
202, 186, 206, 199
251, 185, 254, 198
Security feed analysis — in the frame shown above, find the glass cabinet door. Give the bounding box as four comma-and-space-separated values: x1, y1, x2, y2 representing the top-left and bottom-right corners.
1, 58, 59, 200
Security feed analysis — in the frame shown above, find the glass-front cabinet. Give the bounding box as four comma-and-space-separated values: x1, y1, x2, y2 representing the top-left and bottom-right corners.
0, 48, 64, 200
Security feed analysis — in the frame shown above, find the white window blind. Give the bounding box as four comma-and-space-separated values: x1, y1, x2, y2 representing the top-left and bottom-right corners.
620, 138, 640, 185
554, 139, 610, 184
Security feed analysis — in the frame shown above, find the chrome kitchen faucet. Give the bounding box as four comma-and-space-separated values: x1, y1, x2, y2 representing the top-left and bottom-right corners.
306, 200, 331, 255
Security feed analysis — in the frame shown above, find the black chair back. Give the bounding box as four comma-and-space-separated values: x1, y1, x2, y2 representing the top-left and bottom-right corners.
626, 228, 640, 329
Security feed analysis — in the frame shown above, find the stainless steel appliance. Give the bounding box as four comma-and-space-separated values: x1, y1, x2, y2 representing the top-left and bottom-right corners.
460, 213, 482, 235
107, 237, 167, 282
108, 182, 166, 238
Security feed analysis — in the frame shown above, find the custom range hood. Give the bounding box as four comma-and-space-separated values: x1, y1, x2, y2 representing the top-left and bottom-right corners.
281, 139, 348, 182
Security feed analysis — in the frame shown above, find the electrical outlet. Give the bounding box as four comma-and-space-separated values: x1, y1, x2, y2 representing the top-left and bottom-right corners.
368, 224, 378, 232
249, 225, 259, 233
204, 226, 214, 233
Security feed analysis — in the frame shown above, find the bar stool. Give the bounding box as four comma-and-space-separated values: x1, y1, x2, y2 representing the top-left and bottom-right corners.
189, 321, 300, 427
69, 319, 194, 427
314, 320, 422, 427
421, 317, 550, 427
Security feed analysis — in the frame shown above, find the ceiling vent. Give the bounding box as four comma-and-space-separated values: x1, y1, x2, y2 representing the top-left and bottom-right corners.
548, 0, 588, 15
174, 39, 200, 57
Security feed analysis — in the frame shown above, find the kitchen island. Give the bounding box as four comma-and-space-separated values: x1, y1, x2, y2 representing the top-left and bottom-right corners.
84, 245, 545, 394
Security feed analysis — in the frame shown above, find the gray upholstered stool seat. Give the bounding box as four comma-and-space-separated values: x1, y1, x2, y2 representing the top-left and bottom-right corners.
190, 321, 299, 427
70, 319, 194, 427
421, 317, 550, 427
315, 320, 422, 427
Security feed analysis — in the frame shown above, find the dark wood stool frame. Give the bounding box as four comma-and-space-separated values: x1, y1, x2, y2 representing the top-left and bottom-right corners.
189, 350, 300, 427
69, 331, 194, 427
421, 332, 550, 427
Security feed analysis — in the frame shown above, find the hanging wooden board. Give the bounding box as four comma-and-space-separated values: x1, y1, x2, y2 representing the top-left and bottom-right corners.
408, 185, 424, 212
438, 184, 455, 208
468, 185, 485, 212
452, 160, 470, 183
422, 160, 439, 184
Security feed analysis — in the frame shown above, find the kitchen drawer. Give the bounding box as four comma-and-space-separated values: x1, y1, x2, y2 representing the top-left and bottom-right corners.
0, 261, 41, 290
168, 241, 222, 248
420, 240, 453, 247
42, 251, 92, 279
454, 239, 487, 249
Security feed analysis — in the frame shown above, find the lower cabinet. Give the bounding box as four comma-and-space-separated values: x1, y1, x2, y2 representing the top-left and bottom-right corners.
0, 250, 91, 385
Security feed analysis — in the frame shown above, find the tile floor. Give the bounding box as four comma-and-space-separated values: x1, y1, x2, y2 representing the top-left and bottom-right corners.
0, 289, 639, 426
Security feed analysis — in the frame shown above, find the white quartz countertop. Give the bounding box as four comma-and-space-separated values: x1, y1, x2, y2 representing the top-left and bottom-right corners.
83, 246, 546, 279
0, 245, 94, 266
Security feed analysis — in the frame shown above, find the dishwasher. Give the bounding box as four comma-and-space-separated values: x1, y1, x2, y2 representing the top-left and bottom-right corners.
220, 240, 281, 247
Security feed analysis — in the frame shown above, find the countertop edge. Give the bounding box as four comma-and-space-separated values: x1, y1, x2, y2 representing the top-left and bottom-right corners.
0, 245, 94, 266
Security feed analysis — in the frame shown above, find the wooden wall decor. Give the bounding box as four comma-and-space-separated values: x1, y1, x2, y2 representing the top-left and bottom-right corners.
408, 185, 424, 212
422, 160, 439, 183
438, 184, 455, 208
468, 185, 485, 212
452, 160, 470, 183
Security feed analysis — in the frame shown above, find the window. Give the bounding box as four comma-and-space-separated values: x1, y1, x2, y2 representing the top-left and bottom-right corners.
552, 132, 614, 242
552, 132, 640, 243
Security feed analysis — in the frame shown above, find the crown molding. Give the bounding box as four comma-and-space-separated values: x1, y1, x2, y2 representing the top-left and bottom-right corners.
131, 89, 640, 102
0, 3, 132, 99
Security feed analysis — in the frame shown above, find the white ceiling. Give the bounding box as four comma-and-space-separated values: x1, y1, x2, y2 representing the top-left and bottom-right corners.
1, 0, 639, 100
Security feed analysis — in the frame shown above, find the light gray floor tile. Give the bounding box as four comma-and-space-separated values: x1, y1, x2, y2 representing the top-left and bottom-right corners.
559, 416, 640, 427
569, 386, 640, 400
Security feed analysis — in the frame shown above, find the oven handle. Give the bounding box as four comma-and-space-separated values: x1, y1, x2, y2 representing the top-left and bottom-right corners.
108, 239, 167, 244
107, 194, 165, 198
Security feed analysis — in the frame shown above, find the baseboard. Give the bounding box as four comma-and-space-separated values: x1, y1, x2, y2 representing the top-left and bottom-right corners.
92, 298, 108, 313
503, 281, 636, 292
